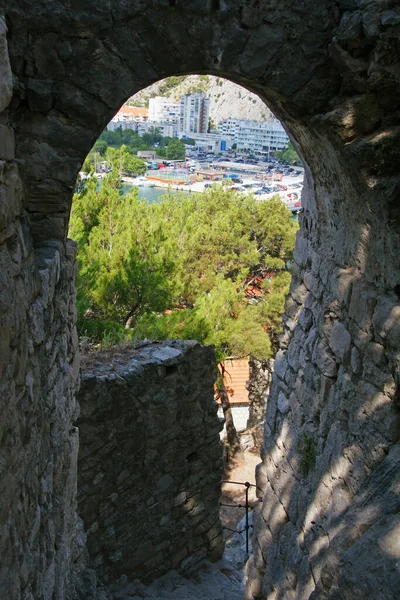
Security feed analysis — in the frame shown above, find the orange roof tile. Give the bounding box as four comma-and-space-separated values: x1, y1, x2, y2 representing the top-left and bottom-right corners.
216, 359, 250, 405
117, 105, 149, 118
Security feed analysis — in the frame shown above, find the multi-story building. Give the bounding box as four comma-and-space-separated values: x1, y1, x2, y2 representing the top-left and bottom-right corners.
107, 105, 149, 131
148, 97, 180, 124
107, 116, 178, 139
217, 118, 240, 140
179, 92, 210, 135
218, 117, 289, 156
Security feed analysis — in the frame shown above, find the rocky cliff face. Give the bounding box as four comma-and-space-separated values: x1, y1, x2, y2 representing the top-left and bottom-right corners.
130, 75, 272, 125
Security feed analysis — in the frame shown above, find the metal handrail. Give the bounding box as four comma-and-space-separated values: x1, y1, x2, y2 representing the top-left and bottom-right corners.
220, 480, 255, 554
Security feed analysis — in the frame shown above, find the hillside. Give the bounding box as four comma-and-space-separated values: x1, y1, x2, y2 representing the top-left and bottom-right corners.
129, 75, 273, 125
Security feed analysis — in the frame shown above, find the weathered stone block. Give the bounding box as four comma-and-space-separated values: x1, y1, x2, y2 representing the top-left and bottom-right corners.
0, 124, 15, 161
329, 321, 351, 362
26, 79, 53, 112
0, 18, 12, 113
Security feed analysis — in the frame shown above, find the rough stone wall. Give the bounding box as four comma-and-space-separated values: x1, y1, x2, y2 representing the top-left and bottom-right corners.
0, 18, 84, 600
77, 341, 224, 585
1, 1, 400, 599
247, 359, 274, 429
247, 12, 400, 598
248, 234, 400, 599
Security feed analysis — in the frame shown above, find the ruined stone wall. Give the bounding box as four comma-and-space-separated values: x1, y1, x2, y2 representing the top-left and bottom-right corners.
0, 18, 85, 600
77, 341, 224, 585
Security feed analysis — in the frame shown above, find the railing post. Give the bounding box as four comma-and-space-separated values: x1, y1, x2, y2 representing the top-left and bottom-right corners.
245, 481, 250, 555
219, 479, 256, 553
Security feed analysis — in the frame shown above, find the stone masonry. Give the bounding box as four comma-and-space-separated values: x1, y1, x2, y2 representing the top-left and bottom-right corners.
247, 358, 274, 429
77, 341, 224, 585
0, 16, 86, 600
1, 1, 400, 599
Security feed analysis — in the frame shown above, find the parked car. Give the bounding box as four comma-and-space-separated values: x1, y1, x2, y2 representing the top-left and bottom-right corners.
277, 184, 288, 191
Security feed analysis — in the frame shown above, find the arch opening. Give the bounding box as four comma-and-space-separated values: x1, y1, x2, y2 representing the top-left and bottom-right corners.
2, 2, 400, 599
72, 74, 299, 589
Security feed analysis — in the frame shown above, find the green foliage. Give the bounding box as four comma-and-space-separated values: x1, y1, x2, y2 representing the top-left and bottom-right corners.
87, 129, 184, 166
274, 141, 302, 165
103, 145, 146, 175
141, 128, 162, 147
69, 172, 174, 330
299, 434, 316, 475
157, 76, 186, 96
93, 140, 108, 156
165, 138, 185, 160
69, 179, 297, 359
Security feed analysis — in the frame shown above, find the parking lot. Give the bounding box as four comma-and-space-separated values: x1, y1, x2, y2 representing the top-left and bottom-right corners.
179, 152, 304, 211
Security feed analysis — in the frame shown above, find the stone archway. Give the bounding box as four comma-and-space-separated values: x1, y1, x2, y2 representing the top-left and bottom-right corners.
1, 1, 399, 599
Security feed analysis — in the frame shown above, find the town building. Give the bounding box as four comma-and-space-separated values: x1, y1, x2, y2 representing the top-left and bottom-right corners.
217, 117, 240, 139
148, 96, 180, 124
137, 150, 157, 160
107, 105, 149, 131
218, 117, 289, 156
179, 92, 210, 135
184, 132, 234, 153
216, 359, 251, 434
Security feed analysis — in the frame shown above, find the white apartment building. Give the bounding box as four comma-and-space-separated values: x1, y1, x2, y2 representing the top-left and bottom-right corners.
179, 92, 210, 135
107, 105, 149, 131
217, 118, 240, 139
148, 97, 180, 124
107, 119, 178, 138
218, 117, 289, 155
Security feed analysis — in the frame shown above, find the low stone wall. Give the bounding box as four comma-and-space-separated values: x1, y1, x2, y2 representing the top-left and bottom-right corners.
77, 340, 224, 585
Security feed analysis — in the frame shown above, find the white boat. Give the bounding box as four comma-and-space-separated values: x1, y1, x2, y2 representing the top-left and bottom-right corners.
130, 177, 155, 187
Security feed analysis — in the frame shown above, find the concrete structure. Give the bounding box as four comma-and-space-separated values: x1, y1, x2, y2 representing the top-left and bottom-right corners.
107, 105, 148, 131
185, 132, 233, 153
149, 96, 180, 124
217, 117, 241, 139
1, 3, 400, 600
179, 92, 210, 135
218, 117, 289, 155
137, 150, 156, 160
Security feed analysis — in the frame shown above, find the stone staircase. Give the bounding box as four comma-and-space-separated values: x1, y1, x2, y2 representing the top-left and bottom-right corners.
109, 538, 247, 600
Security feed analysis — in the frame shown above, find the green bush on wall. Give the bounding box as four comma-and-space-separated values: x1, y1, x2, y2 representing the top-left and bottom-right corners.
299, 434, 316, 475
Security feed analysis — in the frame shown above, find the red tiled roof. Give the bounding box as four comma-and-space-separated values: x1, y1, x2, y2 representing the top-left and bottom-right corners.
116, 105, 149, 118
216, 359, 250, 405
